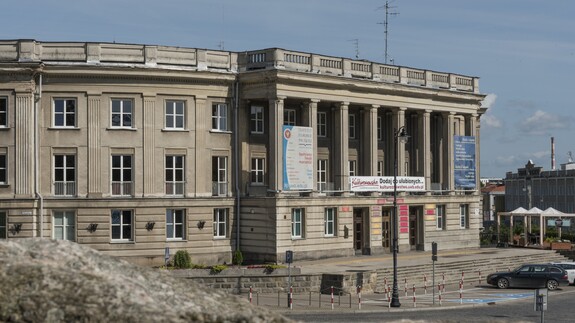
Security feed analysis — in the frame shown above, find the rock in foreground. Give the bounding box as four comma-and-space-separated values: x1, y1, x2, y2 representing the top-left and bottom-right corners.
0, 239, 290, 323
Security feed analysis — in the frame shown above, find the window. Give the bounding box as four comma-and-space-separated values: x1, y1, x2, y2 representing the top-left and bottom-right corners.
377, 116, 383, 141
377, 161, 384, 176
317, 112, 327, 137
111, 155, 133, 196
291, 208, 304, 238
53, 211, 75, 241
0, 153, 6, 185
349, 160, 357, 177
0, 97, 7, 127
111, 99, 133, 128
436, 205, 445, 230
250, 105, 264, 133
111, 209, 133, 241
165, 100, 185, 129
251, 157, 265, 185
0, 211, 6, 239
166, 209, 185, 240
53, 154, 76, 196
213, 208, 228, 238
284, 109, 296, 126
324, 208, 336, 237
212, 103, 228, 131
165, 155, 185, 196
212, 156, 227, 196
317, 159, 328, 191
53, 98, 76, 127
460, 204, 469, 229
349, 114, 356, 139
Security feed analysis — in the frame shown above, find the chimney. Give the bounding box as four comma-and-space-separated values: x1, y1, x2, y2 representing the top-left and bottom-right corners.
551, 137, 556, 170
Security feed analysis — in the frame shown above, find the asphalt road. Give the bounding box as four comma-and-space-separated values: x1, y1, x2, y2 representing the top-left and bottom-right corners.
283, 287, 575, 323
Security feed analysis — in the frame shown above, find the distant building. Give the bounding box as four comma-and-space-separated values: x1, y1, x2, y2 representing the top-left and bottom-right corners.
505, 160, 575, 213
0, 40, 486, 265
481, 181, 505, 224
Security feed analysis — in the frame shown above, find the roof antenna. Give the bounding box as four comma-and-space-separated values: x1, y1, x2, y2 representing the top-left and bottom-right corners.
376, 1, 399, 64
348, 38, 360, 59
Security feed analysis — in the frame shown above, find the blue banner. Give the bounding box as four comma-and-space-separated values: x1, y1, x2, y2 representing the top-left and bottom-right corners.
454, 136, 476, 189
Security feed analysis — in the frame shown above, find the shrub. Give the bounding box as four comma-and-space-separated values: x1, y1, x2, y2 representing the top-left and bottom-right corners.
232, 250, 243, 266
210, 264, 228, 274
173, 250, 192, 269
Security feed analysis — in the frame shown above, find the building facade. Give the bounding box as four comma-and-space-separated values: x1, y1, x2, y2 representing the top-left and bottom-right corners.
0, 40, 486, 265
505, 160, 575, 213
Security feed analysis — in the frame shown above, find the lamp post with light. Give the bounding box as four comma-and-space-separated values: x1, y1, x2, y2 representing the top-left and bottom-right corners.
391, 126, 408, 308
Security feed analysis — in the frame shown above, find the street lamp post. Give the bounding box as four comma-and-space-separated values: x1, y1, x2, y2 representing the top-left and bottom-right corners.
391, 126, 408, 308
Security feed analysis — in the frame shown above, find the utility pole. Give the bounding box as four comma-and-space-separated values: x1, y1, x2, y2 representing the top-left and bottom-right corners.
377, 1, 399, 64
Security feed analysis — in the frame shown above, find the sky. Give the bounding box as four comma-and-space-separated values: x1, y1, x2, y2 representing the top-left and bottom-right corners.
2, 0, 574, 178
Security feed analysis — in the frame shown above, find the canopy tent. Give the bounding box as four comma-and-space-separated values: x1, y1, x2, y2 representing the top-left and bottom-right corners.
497, 207, 575, 246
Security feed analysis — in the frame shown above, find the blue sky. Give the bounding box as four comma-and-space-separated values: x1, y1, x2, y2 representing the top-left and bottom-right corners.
2, 0, 574, 178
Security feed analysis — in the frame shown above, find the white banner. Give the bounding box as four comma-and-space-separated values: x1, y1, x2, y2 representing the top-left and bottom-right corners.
349, 176, 426, 192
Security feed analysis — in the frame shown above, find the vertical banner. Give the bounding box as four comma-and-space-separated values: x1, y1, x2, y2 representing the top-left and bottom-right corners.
282, 125, 314, 190
454, 135, 476, 189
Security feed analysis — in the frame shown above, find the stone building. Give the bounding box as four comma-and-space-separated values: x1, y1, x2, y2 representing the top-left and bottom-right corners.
0, 40, 486, 265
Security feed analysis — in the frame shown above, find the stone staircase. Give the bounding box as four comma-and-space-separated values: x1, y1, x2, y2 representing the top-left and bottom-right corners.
374, 249, 570, 293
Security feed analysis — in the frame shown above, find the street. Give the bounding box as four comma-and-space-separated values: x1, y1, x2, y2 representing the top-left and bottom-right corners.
283, 288, 575, 322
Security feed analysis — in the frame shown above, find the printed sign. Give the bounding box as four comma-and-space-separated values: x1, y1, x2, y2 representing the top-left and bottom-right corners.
349, 176, 425, 192
454, 136, 476, 189
282, 126, 314, 190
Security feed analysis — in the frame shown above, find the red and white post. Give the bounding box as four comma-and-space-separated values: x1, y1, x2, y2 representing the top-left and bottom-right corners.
249, 286, 253, 304
289, 286, 293, 310
412, 284, 416, 308
331, 286, 334, 310
357, 285, 362, 310
459, 280, 463, 304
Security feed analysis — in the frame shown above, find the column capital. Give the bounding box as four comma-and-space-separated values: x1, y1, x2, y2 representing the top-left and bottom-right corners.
308, 98, 321, 103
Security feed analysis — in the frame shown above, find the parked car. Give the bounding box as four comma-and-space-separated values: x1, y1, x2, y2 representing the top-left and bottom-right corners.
549, 262, 575, 285
486, 264, 569, 290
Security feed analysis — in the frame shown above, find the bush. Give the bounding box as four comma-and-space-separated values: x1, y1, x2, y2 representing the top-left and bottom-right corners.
232, 250, 243, 266
210, 264, 228, 274
173, 250, 192, 269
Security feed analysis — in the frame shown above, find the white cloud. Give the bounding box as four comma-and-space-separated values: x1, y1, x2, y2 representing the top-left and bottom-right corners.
481, 93, 497, 109
481, 114, 502, 128
518, 110, 572, 135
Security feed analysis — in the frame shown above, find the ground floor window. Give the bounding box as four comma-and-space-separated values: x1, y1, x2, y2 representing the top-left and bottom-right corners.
166, 209, 185, 240
0, 211, 6, 238
213, 208, 228, 238
324, 208, 336, 236
436, 205, 445, 230
111, 209, 133, 241
292, 208, 304, 238
53, 211, 75, 241
460, 204, 469, 229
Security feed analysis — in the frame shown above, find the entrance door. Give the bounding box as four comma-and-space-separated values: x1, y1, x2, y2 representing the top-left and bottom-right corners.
353, 209, 363, 253
382, 209, 391, 251
409, 207, 424, 250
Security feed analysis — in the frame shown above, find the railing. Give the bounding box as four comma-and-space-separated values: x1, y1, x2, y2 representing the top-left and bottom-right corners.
53, 181, 75, 196
212, 181, 228, 196
111, 182, 133, 196
165, 182, 185, 196
1, 40, 479, 93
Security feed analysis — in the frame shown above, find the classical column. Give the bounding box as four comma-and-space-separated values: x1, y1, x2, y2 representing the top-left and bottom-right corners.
334, 102, 349, 191
194, 96, 209, 197
143, 94, 156, 197
15, 91, 35, 197
444, 112, 455, 193
302, 99, 319, 191
268, 97, 285, 192
394, 108, 407, 177
87, 93, 102, 198
419, 110, 432, 194
363, 105, 379, 176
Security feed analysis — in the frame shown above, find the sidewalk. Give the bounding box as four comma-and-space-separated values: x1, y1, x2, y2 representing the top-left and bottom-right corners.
249, 247, 563, 314
292, 247, 549, 275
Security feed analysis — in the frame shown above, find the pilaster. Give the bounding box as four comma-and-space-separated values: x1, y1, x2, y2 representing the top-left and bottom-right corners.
269, 97, 285, 192
15, 91, 35, 197
143, 94, 156, 196
87, 93, 102, 197
195, 96, 209, 196
334, 102, 349, 191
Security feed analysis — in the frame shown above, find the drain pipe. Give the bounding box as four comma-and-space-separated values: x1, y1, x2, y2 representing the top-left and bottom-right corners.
233, 79, 241, 252
34, 72, 44, 238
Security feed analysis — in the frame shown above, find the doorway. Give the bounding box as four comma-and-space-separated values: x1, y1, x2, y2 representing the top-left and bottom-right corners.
381, 208, 391, 252
409, 206, 424, 250
353, 208, 368, 255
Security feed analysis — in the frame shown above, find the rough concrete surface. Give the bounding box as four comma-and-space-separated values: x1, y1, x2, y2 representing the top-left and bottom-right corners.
0, 239, 291, 323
